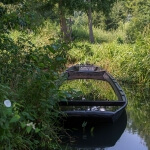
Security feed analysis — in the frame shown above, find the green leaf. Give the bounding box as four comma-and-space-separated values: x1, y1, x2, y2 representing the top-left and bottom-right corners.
90, 127, 94, 136
5, 108, 12, 115
20, 122, 26, 128
82, 121, 87, 128
26, 126, 32, 133
39, 63, 45, 68
66, 93, 72, 98
56, 57, 64, 61
33, 140, 39, 144
35, 128, 40, 133
10, 114, 20, 123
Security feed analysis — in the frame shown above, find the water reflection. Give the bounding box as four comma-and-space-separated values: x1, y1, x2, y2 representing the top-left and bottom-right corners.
60, 84, 150, 150
61, 111, 127, 149
60, 80, 118, 101
122, 84, 150, 150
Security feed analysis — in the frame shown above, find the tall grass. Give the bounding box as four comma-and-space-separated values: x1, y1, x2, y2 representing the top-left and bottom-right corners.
72, 25, 126, 43
68, 37, 149, 84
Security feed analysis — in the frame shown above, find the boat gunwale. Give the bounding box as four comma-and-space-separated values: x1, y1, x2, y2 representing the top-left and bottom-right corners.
60, 64, 127, 120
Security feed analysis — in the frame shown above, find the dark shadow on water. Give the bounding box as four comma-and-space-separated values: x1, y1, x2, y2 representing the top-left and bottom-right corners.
60, 110, 127, 149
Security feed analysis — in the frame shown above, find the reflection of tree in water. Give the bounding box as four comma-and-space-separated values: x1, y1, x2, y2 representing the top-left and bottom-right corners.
122, 84, 150, 149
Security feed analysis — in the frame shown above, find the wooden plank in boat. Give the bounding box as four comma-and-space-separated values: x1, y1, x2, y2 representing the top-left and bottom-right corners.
68, 71, 105, 80
59, 101, 125, 106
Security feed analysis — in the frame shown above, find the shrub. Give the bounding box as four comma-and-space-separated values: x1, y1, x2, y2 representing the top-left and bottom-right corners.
0, 34, 69, 149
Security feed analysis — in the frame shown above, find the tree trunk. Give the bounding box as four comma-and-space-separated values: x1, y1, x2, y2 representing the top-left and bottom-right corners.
87, 0, 94, 43
59, 0, 71, 42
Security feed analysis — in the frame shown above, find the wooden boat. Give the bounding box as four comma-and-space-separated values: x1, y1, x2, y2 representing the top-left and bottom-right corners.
59, 64, 127, 122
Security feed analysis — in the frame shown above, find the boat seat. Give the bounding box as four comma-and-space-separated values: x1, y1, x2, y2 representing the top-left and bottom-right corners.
59, 100, 125, 106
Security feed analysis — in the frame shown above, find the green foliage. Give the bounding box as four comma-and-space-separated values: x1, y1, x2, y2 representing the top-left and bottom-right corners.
92, 11, 106, 29
68, 39, 149, 84
1, 0, 21, 4
60, 80, 117, 100
0, 32, 69, 149
126, 0, 150, 43
105, 1, 127, 30
0, 0, 150, 149
0, 1, 70, 148
0, 1, 48, 33
93, 0, 117, 17
0, 2, 6, 18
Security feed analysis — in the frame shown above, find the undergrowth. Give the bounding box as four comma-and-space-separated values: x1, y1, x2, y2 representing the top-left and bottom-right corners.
0, 34, 69, 149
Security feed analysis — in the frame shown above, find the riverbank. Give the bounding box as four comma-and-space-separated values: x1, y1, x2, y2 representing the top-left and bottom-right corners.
0, 1, 149, 149
67, 38, 149, 85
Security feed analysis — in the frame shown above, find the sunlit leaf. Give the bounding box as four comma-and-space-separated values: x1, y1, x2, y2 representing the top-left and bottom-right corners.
10, 114, 20, 123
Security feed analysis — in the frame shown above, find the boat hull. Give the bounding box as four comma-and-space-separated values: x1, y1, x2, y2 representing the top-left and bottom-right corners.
59, 64, 127, 123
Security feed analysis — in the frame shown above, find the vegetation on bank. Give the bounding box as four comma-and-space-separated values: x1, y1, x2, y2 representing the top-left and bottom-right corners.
68, 38, 150, 84
0, 0, 149, 149
0, 35, 69, 149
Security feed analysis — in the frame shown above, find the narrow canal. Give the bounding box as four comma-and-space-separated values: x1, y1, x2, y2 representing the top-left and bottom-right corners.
60, 82, 150, 150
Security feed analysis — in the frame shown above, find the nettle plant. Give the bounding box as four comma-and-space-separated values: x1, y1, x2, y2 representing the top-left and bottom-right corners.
0, 85, 21, 149
0, 85, 12, 140
0, 83, 44, 149
0, 35, 69, 149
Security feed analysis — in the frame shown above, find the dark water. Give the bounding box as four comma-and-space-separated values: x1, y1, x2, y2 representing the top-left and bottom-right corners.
61, 84, 150, 150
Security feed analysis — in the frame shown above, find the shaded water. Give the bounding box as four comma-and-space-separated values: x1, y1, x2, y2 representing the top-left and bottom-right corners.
60, 83, 150, 150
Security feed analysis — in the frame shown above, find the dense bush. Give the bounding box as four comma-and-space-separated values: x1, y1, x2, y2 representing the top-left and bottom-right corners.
0, 34, 69, 149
